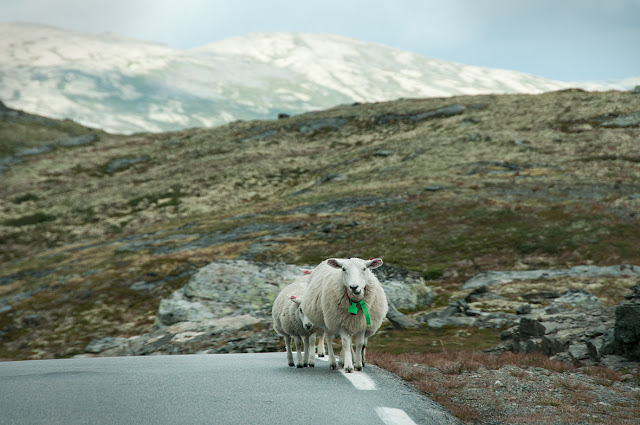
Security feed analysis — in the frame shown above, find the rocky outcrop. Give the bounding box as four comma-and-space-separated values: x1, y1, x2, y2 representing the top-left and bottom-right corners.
85, 315, 275, 357
157, 260, 308, 326
87, 260, 433, 355
494, 286, 639, 371
409, 268, 640, 372
462, 265, 640, 290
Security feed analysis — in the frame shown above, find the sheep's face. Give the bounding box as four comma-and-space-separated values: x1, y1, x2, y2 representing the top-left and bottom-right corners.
327, 257, 383, 300
290, 296, 314, 331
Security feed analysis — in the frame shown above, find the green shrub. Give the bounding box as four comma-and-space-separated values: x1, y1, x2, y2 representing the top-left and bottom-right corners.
4, 212, 56, 226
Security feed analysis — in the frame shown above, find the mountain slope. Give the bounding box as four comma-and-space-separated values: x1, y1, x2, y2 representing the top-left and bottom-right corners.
1, 23, 630, 135
1, 89, 640, 360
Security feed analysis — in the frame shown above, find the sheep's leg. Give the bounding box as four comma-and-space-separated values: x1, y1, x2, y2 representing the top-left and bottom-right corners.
325, 333, 337, 369
302, 335, 311, 367
285, 335, 294, 367
341, 333, 354, 373
362, 335, 368, 368
317, 331, 326, 357
354, 332, 366, 371
294, 336, 303, 368
307, 333, 316, 367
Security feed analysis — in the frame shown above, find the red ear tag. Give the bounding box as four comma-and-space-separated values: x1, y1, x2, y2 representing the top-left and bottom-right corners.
370, 258, 375, 260
290, 296, 296, 300
303, 270, 310, 275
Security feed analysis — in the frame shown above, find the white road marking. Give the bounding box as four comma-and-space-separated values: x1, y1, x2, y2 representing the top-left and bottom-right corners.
316, 356, 377, 390
315, 357, 416, 423
339, 369, 377, 390
376, 407, 418, 425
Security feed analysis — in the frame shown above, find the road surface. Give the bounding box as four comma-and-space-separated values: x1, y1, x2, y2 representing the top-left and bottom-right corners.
0, 353, 459, 425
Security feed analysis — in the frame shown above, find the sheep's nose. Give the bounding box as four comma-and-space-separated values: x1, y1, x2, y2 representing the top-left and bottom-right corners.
350, 285, 361, 294
305, 324, 312, 330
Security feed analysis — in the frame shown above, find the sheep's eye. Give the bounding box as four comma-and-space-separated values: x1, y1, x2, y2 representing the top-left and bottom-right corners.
299, 308, 303, 313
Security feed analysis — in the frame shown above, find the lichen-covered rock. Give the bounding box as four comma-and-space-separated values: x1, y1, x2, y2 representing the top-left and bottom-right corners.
157, 260, 434, 328
463, 265, 640, 290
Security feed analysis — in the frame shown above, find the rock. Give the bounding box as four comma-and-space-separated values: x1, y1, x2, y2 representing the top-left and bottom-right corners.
85, 336, 127, 353
238, 129, 278, 143
613, 285, 640, 361
567, 343, 591, 361
277, 113, 290, 119
541, 335, 569, 356
105, 156, 150, 173
426, 318, 449, 329
386, 303, 419, 329
521, 291, 561, 302
519, 318, 546, 338
157, 260, 433, 328
460, 117, 480, 125
317, 173, 347, 184
600, 112, 640, 128
463, 265, 640, 289
552, 289, 600, 309
465, 287, 505, 303
516, 304, 532, 315
158, 291, 221, 326
599, 355, 639, 371
373, 150, 396, 157
22, 314, 45, 328
59, 134, 96, 147
374, 264, 434, 310
376, 104, 466, 125
294, 117, 348, 134
465, 133, 482, 142
16, 145, 54, 157
586, 331, 614, 361
440, 301, 462, 319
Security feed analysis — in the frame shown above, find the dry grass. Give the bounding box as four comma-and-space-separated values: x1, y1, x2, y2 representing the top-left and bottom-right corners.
369, 350, 640, 424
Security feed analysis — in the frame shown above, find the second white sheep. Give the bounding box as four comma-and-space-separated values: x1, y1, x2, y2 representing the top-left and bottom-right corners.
272, 278, 322, 368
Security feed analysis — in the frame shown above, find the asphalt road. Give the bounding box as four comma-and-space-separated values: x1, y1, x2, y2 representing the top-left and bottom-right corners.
0, 353, 460, 425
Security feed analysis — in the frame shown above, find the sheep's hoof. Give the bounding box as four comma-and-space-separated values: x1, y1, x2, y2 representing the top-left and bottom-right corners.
355, 366, 363, 371
345, 367, 354, 373
297, 364, 303, 368
303, 363, 308, 367
318, 353, 325, 358
329, 363, 337, 370
288, 363, 295, 367
309, 364, 315, 368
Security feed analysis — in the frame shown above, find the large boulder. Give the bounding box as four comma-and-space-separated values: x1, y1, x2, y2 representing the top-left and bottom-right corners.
614, 284, 640, 361
157, 260, 433, 327
157, 260, 307, 326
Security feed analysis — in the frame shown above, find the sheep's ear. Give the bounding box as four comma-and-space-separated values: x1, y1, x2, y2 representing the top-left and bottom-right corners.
366, 258, 383, 269
327, 258, 343, 269
289, 295, 301, 305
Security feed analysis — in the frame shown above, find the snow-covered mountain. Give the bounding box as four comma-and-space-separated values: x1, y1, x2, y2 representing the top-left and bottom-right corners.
0, 23, 634, 134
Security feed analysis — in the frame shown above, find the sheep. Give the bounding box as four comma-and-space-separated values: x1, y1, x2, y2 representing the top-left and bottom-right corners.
301, 257, 388, 372
272, 278, 322, 368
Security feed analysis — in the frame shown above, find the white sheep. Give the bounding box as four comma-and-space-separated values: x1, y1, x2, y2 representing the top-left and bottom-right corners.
272, 278, 322, 368
301, 257, 388, 372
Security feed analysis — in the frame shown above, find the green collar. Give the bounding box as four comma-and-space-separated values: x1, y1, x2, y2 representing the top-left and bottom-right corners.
348, 300, 371, 326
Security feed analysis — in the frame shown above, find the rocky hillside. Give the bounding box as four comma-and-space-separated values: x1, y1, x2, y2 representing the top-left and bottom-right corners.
1, 88, 640, 362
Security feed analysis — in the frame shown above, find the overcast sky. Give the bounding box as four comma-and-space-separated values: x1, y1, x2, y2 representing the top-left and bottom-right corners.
2, 0, 638, 82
